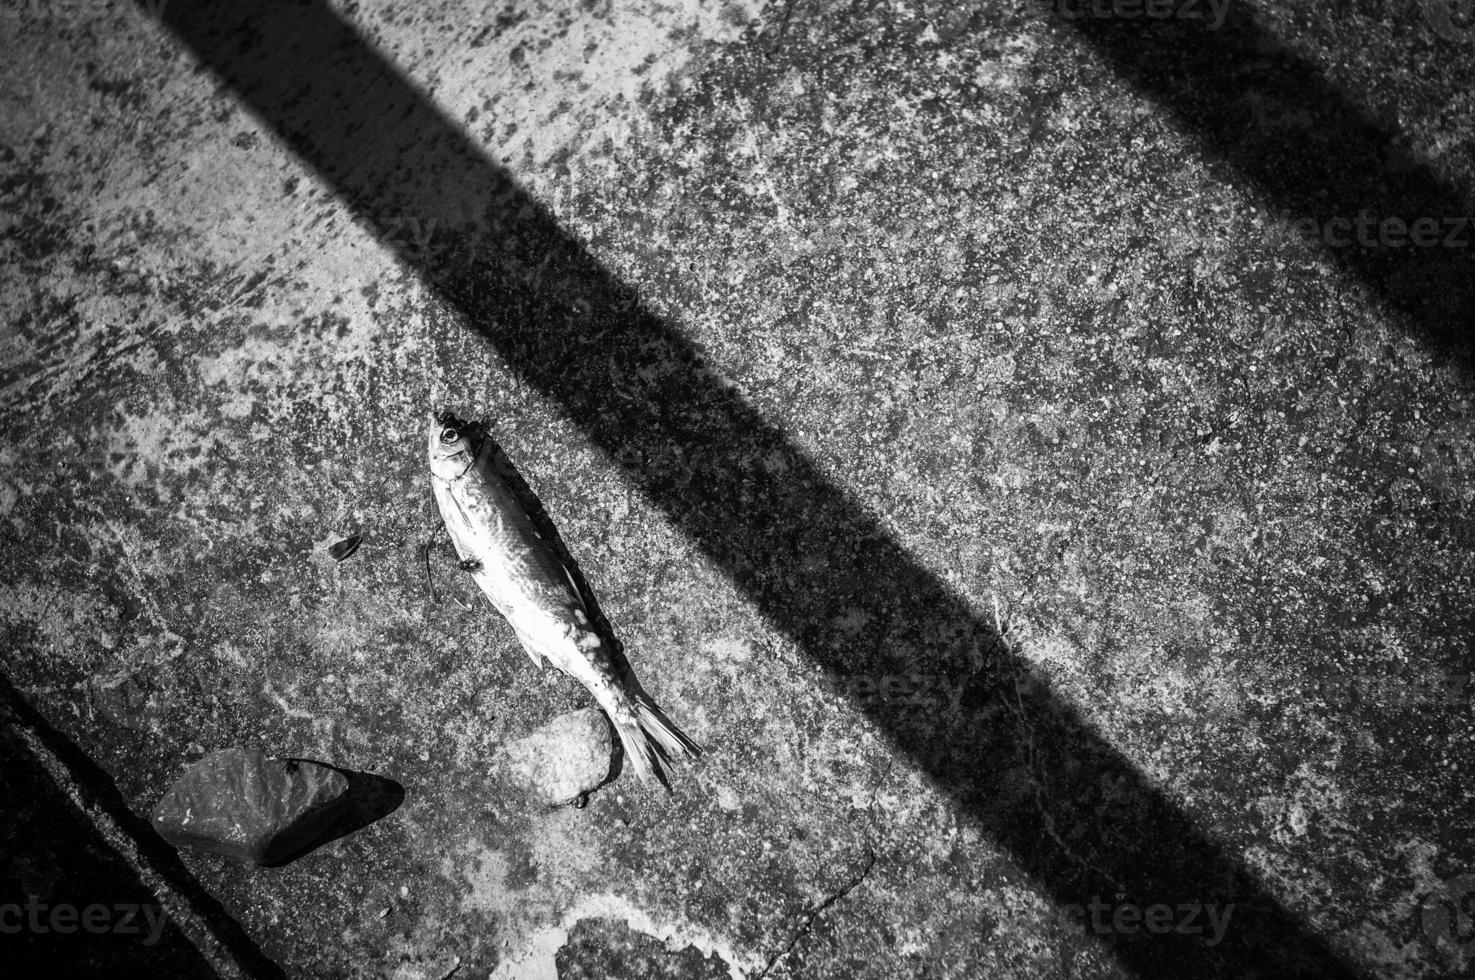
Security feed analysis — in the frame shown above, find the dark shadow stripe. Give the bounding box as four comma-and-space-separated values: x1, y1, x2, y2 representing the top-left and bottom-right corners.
132, 1, 1368, 976
1061, 5, 1473, 370
0, 674, 284, 979
0, 719, 218, 976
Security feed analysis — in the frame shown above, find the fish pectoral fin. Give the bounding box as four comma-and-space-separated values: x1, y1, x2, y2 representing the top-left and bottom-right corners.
440, 489, 481, 563
510, 627, 547, 670
441, 525, 471, 564
443, 531, 473, 565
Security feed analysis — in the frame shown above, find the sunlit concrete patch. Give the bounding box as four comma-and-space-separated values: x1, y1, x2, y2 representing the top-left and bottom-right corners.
489, 892, 755, 980
371, 0, 764, 176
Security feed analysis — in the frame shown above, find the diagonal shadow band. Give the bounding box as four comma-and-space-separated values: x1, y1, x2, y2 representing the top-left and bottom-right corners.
0, 720, 221, 976
1062, 6, 1473, 371
133, 1, 1373, 976
1, 672, 283, 979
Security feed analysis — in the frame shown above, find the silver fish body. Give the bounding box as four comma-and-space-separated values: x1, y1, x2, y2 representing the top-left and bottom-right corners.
428, 412, 700, 787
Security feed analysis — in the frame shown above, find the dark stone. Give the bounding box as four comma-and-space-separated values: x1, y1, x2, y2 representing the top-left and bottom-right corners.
151, 748, 350, 865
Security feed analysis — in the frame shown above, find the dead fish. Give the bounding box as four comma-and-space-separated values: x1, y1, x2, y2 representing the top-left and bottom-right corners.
427, 411, 701, 788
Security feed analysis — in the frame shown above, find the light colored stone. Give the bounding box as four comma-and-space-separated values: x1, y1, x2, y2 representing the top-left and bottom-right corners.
498, 707, 614, 806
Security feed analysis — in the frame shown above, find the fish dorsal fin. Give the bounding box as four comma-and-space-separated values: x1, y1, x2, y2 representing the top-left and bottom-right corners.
561, 562, 586, 608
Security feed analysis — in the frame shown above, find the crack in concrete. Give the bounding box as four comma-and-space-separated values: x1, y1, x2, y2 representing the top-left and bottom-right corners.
757, 847, 877, 979
995, 599, 1122, 893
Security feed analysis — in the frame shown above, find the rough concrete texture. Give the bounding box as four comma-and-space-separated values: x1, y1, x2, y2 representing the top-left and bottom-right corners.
2, 0, 1473, 977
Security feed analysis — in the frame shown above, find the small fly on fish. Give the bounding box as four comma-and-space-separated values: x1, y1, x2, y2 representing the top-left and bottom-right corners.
428, 410, 701, 788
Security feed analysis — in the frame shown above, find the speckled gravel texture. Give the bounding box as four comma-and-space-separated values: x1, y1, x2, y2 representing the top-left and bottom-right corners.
2, 0, 1473, 977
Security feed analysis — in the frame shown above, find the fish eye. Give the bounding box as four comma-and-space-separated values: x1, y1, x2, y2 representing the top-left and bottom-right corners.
439, 427, 459, 444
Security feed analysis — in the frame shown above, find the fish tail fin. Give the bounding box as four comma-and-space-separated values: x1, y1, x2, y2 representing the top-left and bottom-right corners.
630, 688, 703, 764
607, 702, 669, 789
603, 689, 701, 790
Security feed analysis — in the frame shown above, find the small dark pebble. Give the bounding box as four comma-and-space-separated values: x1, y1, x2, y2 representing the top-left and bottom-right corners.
328, 534, 362, 561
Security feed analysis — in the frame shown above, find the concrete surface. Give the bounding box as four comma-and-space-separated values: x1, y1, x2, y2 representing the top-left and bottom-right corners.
2, 0, 1473, 977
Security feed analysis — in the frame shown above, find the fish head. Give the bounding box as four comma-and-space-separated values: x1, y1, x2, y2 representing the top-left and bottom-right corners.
428, 410, 477, 478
